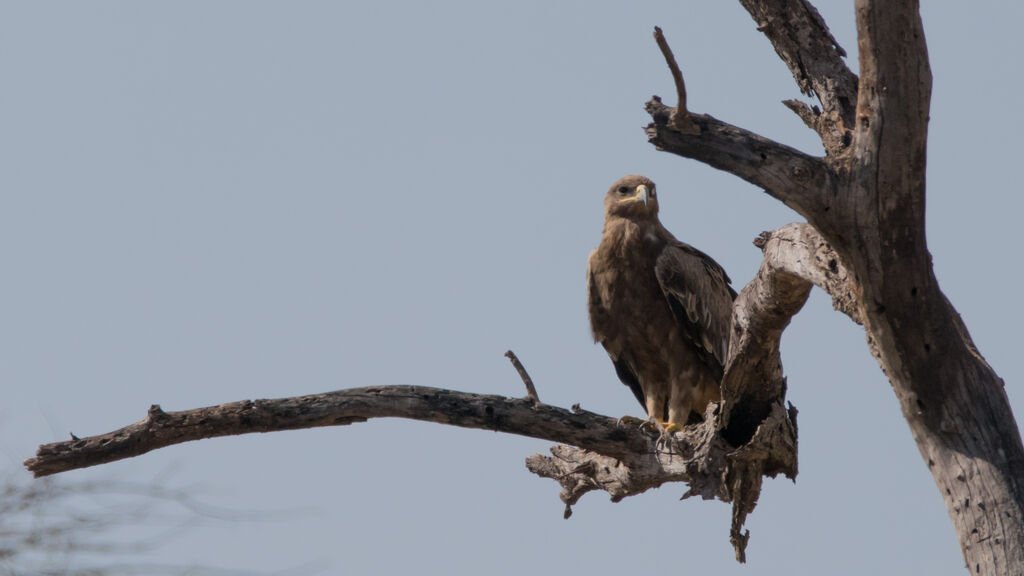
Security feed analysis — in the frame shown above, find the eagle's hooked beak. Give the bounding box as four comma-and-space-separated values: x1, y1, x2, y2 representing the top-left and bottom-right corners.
636, 185, 649, 207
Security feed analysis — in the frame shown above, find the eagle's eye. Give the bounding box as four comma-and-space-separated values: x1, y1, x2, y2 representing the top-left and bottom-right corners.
617, 186, 630, 195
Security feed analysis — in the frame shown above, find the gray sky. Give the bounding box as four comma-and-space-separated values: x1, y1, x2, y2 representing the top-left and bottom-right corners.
2, 1, 1021, 574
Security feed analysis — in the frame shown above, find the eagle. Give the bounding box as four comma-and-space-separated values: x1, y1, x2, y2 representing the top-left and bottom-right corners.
587, 175, 736, 433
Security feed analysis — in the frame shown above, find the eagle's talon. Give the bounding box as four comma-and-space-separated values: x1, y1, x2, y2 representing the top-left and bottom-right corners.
635, 416, 663, 438
616, 415, 647, 429
618, 414, 680, 453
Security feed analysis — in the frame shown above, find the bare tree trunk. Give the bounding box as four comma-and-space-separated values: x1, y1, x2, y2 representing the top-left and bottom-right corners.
647, 0, 1024, 572
848, 2, 1024, 571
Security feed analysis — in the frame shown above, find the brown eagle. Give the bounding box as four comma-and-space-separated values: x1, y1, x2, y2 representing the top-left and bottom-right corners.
587, 175, 735, 431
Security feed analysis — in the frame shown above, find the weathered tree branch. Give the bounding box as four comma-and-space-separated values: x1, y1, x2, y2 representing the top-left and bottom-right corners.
26, 222, 861, 563
24, 383, 787, 564
645, 97, 833, 223
526, 400, 795, 564
24, 388, 651, 478
523, 223, 855, 562
738, 0, 859, 156
754, 223, 861, 324
719, 223, 857, 440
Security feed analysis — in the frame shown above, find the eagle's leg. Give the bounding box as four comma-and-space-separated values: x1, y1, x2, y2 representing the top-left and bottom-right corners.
614, 390, 682, 451
634, 387, 675, 450
668, 381, 704, 427
666, 404, 691, 433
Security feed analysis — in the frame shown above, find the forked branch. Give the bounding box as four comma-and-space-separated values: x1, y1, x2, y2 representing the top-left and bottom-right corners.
644, 28, 835, 226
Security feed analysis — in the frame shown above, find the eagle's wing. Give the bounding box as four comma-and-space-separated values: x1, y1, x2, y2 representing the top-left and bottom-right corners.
587, 250, 646, 408
654, 242, 737, 377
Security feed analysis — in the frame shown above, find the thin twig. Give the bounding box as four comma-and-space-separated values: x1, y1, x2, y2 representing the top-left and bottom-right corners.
504, 350, 540, 404
653, 26, 699, 135
653, 26, 688, 114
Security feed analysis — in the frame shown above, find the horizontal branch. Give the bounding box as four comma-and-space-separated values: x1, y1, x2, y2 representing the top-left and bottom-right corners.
24, 222, 860, 566
645, 97, 833, 224
24, 387, 651, 477
23, 378, 792, 564
23, 224, 852, 563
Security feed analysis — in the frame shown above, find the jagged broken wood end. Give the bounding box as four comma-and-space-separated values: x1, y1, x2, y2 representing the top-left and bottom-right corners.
525, 399, 797, 563
524, 223, 849, 563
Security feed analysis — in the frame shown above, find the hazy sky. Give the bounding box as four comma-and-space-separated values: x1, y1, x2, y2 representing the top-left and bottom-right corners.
3, 1, 1021, 574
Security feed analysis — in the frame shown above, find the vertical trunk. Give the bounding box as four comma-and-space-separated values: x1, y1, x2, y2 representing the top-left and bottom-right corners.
648, 0, 1024, 570
843, 1, 1024, 571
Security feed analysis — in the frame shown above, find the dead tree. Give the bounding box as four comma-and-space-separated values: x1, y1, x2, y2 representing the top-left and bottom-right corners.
23, 0, 1024, 573
642, 0, 1024, 572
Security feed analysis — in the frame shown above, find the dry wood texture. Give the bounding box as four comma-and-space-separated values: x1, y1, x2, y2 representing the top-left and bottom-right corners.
645, 1, 1024, 572
24, 223, 854, 562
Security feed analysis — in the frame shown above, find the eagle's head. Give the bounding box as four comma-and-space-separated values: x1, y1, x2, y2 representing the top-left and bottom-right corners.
604, 174, 659, 221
